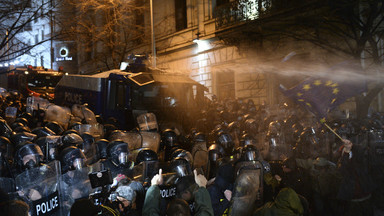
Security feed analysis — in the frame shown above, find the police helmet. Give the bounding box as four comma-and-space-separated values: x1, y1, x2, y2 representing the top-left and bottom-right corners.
18, 112, 33, 123
61, 133, 84, 149
136, 148, 158, 164
59, 146, 86, 173
95, 139, 109, 159
44, 121, 64, 135
208, 144, 225, 162
240, 134, 256, 147
161, 129, 178, 148
14, 118, 28, 127
171, 157, 192, 177
10, 122, 24, 130
31, 127, 56, 139
36, 136, 60, 162
13, 126, 31, 133
171, 149, 193, 167
216, 132, 234, 154
62, 129, 80, 136
10, 132, 37, 146
69, 122, 82, 130
15, 142, 43, 171
107, 140, 129, 166
80, 133, 95, 152
193, 132, 206, 143
243, 144, 260, 161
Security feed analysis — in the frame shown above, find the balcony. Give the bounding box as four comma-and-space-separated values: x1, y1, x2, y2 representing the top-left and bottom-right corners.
214, 0, 320, 30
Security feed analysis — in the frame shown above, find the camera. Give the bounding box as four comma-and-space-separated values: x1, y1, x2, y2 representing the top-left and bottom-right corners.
89, 169, 113, 188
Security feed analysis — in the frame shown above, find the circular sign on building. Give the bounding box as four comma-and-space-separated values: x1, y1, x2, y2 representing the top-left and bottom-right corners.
59, 47, 69, 57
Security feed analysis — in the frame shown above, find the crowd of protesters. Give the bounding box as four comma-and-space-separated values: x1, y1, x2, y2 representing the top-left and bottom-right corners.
0, 88, 383, 216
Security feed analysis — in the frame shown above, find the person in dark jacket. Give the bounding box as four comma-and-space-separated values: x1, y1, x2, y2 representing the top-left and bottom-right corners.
143, 169, 214, 216
337, 139, 375, 216
253, 187, 304, 216
207, 163, 234, 216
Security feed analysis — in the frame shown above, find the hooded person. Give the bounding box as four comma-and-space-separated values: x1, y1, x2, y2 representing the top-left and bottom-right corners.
113, 177, 140, 216
253, 187, 304, 216
207, 162, 234, 216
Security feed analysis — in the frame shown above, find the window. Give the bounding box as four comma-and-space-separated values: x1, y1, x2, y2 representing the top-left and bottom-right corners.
217, 70, 235, 100
175, 0, 187, 31
40, 56, 44, 67
35, 34, 39, 44
41, 30, 44, 40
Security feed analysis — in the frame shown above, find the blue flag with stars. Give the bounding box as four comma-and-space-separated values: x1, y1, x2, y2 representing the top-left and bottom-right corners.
280, 62, 367, 120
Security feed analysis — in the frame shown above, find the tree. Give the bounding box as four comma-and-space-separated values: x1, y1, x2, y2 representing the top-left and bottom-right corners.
62, 0, 147, 72
261, 0, 384, 118
0, 0, 63, 65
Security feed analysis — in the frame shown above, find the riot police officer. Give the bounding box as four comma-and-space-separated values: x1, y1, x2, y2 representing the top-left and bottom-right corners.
103, 140, 133, 179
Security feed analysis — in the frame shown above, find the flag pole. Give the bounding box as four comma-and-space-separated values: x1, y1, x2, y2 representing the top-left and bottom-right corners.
322, 122, 344, 141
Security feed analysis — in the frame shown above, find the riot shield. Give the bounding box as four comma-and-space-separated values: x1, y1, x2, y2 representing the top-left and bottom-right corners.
72, 123, 104, 140
15, 160, 62, 216
230, 161, 263, 216
191, 142, 208, 173
109, 131, 142, 150
141, 131, 160, 153
44, 105, 72, 130
26, 96, 50, 114
5, 106, 17, 124
59, 167, 95, 216
137, 113, 158, 131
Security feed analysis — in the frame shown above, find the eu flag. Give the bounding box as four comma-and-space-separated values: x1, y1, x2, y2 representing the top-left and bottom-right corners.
280, 61, 367, 120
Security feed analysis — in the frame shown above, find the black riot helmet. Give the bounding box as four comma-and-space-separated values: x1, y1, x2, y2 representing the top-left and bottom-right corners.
13, 118, 28, 127
80, 132, 96, 156
10, 132, 37, 146
13, 126, 31, 133
44, 121, 64, 135
171, 157, 193, 177
240, 134, 256, 147
61, 133, 84, 149
18, 112, 33, 123
136, 148, 158, 164
10, 122, 24, 131
216, 132, 234, 155
107, 140, 129, 166
242, 144, 260, 161
31, 127, 56, 139
161, 129, 178, 148
36, 136, 61, 163
0, 118, 13, 138
193, 132, 206, 143
15, 142, 43, 171
96, 139, 109, 159
208, 144, 225, 162
59, 146, 86, 173
171, 149, 193, 168
62, 129, 80, 136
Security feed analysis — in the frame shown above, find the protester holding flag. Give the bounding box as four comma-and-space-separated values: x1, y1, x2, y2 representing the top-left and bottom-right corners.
336, 139, 375, 216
